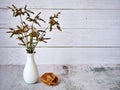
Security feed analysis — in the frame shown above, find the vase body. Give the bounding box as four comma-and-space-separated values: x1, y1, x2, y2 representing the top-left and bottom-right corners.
23, 53, 39, 84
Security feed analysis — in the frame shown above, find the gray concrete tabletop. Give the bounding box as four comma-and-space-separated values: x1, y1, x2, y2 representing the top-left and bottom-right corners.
0, 64, 120, 90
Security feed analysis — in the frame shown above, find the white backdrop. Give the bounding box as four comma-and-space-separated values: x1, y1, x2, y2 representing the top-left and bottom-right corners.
0, 0, 120, 65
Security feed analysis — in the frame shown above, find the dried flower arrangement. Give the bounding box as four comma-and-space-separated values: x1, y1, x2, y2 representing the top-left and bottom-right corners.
7, 5, 62, 54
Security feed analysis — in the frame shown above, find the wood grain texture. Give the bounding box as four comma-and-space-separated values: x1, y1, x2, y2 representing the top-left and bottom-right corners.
1, 29, 120, 47
0, 0, 120, 64
0, 9, 120, 29
0, 48, 120, 65
0, 0, 120, 9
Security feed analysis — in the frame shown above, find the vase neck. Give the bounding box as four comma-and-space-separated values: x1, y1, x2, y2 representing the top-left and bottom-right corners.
27, 53, 35, 61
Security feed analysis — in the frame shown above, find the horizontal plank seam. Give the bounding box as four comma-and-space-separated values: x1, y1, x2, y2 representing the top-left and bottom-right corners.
1, 8, 120, 10
0, 46, 120, 48
1, 28, 120, 30
1, 64, 120, 66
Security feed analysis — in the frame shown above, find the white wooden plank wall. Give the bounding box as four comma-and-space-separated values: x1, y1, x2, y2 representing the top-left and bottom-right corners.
0, 0, 120, 65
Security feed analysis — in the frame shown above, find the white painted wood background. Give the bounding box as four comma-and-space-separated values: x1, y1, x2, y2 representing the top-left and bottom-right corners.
0, 0, 120, 65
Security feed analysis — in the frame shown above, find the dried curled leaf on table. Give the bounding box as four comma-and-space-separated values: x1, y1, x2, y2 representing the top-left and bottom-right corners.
40, 72, 59, 86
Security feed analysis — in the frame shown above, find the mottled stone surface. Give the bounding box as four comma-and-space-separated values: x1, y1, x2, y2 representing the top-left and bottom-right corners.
0, 65, 120, 90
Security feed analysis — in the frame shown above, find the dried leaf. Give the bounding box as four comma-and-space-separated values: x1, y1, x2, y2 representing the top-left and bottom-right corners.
42, 40, 47, 43
7, 6, 14, 11
38, 18, 46, 23
24, 5, 27, 10
18, 43, 26, 46
34, 20, 41, 27
37, 30, 46, 33
26, 10, 34, 14
35, 12, 41, 18
12, 5, 17, 10
56, 25, 62, 31
44, 38, 51, 40
9, 28, 14, 30
26, 12, 30, 17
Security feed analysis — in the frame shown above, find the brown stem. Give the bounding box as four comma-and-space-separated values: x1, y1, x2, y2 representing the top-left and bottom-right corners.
20, 15, 29, 48
33, 26, 49, 51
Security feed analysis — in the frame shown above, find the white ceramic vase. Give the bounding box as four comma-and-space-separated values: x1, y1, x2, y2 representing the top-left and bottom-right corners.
23, 53, 39, 84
